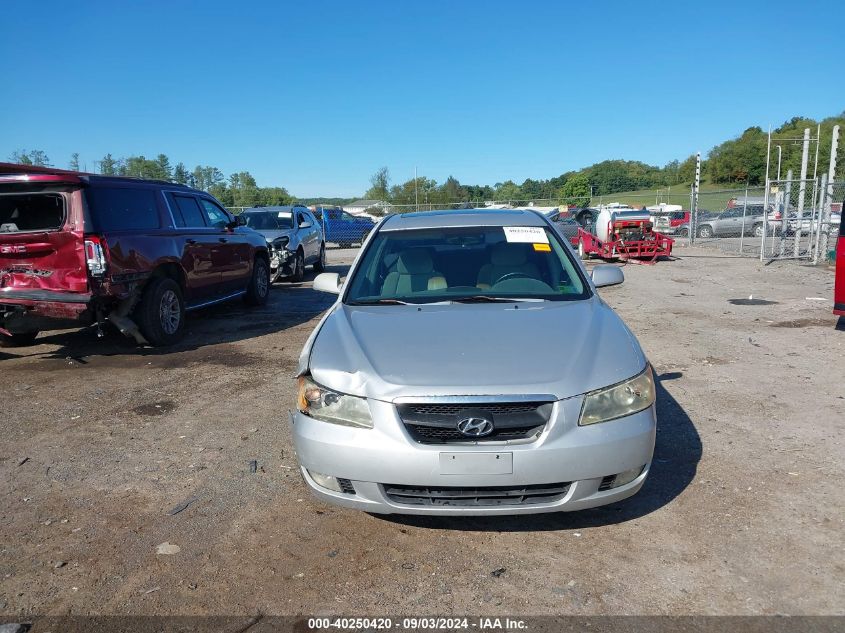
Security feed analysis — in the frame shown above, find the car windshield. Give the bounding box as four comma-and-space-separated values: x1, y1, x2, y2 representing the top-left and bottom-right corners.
345, 224, 590, 305
242, 211, 294, 230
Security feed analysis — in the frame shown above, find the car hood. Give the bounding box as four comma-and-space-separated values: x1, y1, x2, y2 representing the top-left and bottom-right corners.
255, 229, 295, 242
306, 298, 647, 402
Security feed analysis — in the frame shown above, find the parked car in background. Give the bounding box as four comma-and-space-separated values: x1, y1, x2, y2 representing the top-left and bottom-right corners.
693, 205, 773, 238
648, 206, 690, 235
313, 206, 375, 248
295, 208, 655, 515
546, 211, 581, 243
241, 206, 325, 282
0, 164, 270, 347
784, 210, 842, 236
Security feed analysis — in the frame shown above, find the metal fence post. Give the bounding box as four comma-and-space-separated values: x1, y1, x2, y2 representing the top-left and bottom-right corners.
761, 127, 772, 261
739, 186, 748, 253
779, 172, 792, 259
794, 128, 810, 258
813, 173, 828, 265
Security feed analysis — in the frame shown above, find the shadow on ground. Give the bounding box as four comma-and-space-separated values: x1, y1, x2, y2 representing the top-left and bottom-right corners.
1, 264, 349, 364
376, 372, 701, 532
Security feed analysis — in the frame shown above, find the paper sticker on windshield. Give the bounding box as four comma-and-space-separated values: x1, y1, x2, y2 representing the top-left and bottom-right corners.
278, 211, 292, 218
503, 226, 548, 243
533, 243, 551, 252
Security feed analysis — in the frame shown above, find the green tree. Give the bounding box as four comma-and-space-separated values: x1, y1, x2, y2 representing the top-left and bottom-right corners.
99, 153, 118, 175
493, 180, 522, 202
9, 149, 51, 166
557, 173, 591, 204
172, 162, 189, 185
365, 167, 390, 201
69, 153, 80, 171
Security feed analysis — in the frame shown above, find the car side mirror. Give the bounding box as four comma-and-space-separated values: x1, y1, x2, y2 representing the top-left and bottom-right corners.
299, 221, 312, 229
313, 272, 341, 295
591, 264, 624, 288
231, 215, 246, 228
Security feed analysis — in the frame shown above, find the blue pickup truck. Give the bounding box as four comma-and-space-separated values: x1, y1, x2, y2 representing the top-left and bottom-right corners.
314, 207, 376, 248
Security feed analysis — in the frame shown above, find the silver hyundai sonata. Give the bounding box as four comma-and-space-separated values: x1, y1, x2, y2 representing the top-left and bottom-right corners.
292, 209, 656, 515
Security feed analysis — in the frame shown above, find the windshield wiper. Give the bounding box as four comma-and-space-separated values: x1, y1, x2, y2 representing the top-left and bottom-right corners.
348, 298, 414, 305
449, 295, 544, 303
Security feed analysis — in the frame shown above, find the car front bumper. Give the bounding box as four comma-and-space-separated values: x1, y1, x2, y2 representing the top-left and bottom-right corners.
291, 396, 656, 515
269, 249, 295, 279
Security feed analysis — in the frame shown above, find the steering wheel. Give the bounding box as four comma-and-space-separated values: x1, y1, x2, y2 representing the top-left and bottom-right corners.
492, 272, 532, 286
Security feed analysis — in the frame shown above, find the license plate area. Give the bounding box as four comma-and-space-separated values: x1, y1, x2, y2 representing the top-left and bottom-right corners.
439, 452, 513, 475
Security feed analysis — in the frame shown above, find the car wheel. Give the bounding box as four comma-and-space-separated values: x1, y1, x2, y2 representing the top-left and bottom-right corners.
697, 225, 713, 238
291, 249, 305, 282
135, 277, 185, 347
313, 243, 326, 272
578, 240, 589, 260
0, 331, 39, 347
338, 241, 351, 249
678, 228, 689, 237
753, 223, 764, 238
245, 257, 271, 306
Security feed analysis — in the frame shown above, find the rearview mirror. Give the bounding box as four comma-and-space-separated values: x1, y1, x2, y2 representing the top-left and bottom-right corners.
313, 272, 341, 295
591, 265, 624, 288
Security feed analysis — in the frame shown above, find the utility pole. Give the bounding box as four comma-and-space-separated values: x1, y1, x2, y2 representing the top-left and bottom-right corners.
794, 128, 810, 258
690, 152, 701, 244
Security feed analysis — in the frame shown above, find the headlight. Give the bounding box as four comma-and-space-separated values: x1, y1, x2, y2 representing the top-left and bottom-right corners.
271, 236, 290, 250
296, 375, 373, 429
579, 365, 655, 426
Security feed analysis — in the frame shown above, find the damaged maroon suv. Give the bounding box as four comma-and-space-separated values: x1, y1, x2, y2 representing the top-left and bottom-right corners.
0, 164, 271, 347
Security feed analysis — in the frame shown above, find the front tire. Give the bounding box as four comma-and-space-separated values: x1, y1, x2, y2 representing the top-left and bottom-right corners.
291, 249, 305, 282
135, 277, 185, 347
697, 225, 713, 238
0, 331, 39, 347
245, 257, 271, 306
753, 223, 764, 238
313, 243, 326, 272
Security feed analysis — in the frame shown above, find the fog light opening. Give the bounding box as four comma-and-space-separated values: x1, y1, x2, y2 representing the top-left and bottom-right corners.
307, 469, 343, 493
605, 465, 646, 490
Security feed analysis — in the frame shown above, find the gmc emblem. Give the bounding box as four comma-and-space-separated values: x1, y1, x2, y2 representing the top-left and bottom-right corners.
1, 245, 27, 254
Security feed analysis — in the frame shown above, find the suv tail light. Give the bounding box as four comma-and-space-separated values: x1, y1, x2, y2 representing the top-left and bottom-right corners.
84, 236, 108, 277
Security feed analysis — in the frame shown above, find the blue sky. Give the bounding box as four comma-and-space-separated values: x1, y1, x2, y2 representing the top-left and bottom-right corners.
1, 0, 843, 197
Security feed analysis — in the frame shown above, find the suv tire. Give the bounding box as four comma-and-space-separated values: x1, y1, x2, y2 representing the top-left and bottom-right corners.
314, 243, 326, 272
135, 277, 185, 347
697, 225, 713, 238
0, 331, 39, 347
753, 223, 764, 238
245, 257, 271, 306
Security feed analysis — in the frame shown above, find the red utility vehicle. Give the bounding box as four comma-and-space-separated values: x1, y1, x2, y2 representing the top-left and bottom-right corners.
574, 209, 673, 263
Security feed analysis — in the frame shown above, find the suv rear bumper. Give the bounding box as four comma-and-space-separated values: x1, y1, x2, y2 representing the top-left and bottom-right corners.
0, 288, 93, 332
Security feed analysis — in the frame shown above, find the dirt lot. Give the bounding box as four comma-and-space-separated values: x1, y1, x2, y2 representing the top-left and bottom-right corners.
1, 247, 843, 617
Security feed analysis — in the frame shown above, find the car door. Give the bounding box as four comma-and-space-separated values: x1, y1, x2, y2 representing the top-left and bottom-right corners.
296, 210, 317, 262
167, 193, 221, 303
716, 209, 739, 235
198, 197, 251, 294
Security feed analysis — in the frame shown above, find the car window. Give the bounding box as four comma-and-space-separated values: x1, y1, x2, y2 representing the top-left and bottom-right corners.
199, 199, 230, 229
242, 211, 294, 230
0, 193, 64, 233
345, 225, 590, 305
341, 211, 356, 222
86, 187, 160, 231
297, 212, 308, 227
171, 195, 206, 228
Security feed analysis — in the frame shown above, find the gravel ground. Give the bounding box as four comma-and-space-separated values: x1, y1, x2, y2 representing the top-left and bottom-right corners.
1, 246, 842, 617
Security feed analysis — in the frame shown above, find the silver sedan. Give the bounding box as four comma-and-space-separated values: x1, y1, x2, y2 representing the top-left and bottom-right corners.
292, 209, 656, 515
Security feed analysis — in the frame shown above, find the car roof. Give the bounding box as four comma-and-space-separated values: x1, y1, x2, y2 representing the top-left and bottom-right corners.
380, 208, 547, 232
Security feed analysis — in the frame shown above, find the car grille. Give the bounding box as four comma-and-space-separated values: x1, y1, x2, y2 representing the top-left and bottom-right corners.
396, 401, 553, 445
404, 423, 545, 443
383, 482, 571, 507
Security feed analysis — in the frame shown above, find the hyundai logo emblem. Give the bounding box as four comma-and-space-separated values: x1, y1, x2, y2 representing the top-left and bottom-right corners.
456, 416, 494, 437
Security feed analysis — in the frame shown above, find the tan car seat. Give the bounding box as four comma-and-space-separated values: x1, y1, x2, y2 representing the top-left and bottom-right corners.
381, 249, 447, 295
